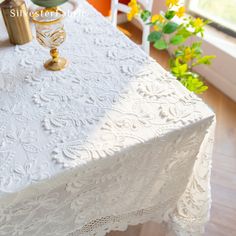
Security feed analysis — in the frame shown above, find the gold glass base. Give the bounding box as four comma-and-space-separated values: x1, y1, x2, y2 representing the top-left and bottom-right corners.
44, 57, 68, 71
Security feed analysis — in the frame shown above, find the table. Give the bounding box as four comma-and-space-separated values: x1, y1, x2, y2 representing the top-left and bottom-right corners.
0, 1, 215, 236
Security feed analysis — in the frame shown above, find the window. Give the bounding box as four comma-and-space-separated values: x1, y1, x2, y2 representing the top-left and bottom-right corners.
185, 0, 236, 36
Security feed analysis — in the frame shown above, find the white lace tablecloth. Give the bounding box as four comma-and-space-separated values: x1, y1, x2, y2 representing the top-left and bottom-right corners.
0, 1, 215, 236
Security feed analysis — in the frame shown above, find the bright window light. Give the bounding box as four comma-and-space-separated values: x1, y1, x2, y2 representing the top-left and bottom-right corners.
187, 0, 236, 33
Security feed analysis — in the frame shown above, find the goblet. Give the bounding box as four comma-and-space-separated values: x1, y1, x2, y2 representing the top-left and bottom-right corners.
32, 8, 68, 71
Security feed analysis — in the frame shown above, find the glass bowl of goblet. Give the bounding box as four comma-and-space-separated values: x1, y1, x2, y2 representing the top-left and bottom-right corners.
32, 8, 68, 71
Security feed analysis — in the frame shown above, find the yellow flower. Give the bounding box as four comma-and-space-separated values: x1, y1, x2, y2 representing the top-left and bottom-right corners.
154, 25, 159, 31
176, 6, 185, 18
184, 47, 193, 61
151, 15, 165, 31
193, 18, 204, 29
151, 14, 165, 24
127, 0, 140, 21
166, 0, 179, 8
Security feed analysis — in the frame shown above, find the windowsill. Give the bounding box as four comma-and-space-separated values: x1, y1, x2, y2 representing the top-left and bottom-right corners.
203, 25, 236, 58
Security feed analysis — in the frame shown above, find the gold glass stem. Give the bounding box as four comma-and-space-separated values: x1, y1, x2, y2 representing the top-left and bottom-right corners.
44, 48, 68, 71
50, 48, 59, 63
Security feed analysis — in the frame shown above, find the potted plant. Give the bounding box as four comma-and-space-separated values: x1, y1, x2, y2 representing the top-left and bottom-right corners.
127, 0, 215, 94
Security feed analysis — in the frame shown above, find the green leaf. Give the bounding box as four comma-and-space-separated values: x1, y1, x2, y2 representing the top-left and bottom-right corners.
170, 35, 186, 45
141, 10, 151, 22
163, 22, 179, 34
174, 49, 184, 57
165, 10, 176, 20
179, 75, 208, 94
196, 85, 208, 93
195, 55, 216, 65
176, 27, 192, 38
191, 42, 202, 52
154, 39, 168, 50
148, 31, 162, 42
171, 63, 188, 76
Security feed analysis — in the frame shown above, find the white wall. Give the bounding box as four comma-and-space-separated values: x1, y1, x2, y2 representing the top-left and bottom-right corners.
197, 37, 236, 101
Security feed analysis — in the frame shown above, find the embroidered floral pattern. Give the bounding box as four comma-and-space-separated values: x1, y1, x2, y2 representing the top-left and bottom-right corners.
0, 1, 215, 236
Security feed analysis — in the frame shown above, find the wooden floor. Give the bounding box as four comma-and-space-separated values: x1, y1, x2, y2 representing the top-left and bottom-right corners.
108, 23, 236, 236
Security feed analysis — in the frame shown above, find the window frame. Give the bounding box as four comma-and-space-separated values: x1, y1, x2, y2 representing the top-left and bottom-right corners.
184, 0, 236, 37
